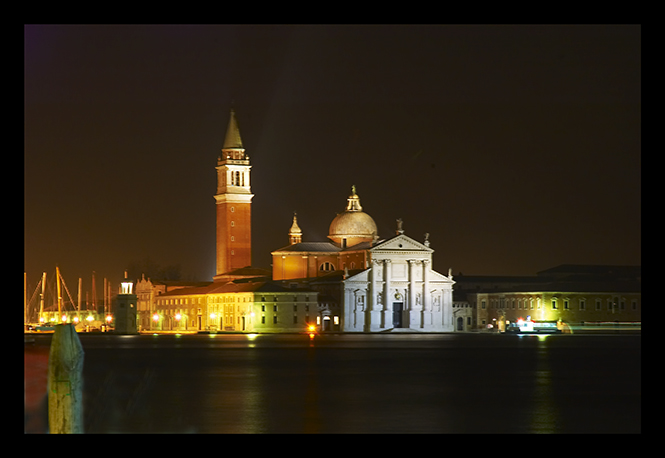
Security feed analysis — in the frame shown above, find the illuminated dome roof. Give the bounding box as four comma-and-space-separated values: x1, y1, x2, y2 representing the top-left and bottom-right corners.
328, 187, 377, 248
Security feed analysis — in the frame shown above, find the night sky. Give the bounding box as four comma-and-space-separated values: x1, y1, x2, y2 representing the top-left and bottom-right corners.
24, 25, 641, 293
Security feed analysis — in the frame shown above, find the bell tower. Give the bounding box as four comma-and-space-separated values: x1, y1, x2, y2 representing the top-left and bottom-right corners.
214, 109, 253, 280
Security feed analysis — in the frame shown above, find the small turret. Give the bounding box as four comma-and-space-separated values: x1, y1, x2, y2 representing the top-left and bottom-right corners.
289, 212, 302, 245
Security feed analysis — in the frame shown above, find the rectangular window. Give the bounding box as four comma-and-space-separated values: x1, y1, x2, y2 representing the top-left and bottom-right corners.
580, 300, 586, 310
632, 300, 638, 311
552, 299, 557, 310
273, 315, 278, 324
273, 305, 278, 312
261, 315, 266, 324
481, 300, 486, 310
596, 299, 602, 311
564, 300, 569, 310
293, 305, 298, 312
293, 315, 298, 324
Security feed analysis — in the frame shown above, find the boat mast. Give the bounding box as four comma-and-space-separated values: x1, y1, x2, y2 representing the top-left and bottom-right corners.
39, 272, 46, 323
56, 266, 63, 318
92, 271, 97, 312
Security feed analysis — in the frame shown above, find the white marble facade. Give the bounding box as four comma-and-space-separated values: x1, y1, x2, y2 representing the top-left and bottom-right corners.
342, 233, 455, 332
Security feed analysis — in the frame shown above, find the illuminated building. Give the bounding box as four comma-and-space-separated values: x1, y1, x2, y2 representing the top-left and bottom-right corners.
273, 188, 456, 332
454, 265, 641, 331
149, 279, 318, 333
272, 188, 374, 281
135, 276, 211, 331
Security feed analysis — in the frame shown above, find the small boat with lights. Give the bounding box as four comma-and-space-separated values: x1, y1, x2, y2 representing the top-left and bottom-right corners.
504, 317, 561, 334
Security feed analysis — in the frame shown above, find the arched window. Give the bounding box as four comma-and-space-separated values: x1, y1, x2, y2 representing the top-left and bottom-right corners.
319, 262, 335, 272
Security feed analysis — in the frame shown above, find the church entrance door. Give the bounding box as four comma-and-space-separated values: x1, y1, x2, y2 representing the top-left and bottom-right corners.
392, 302, 404, 328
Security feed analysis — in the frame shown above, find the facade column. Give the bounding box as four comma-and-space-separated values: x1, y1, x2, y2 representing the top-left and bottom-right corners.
408, 260, 417, 311
344, 287, 354, 331
442, 284, 453, 331
423, 260, 431, 312
422, 259, 432, 329
368, 259, 381, 331
408, 259, 418, 328
383, 259, 391, 328
369, 259, 378, 311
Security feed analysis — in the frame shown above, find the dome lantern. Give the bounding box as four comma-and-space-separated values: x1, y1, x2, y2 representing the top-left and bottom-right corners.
328, 186, 377, 249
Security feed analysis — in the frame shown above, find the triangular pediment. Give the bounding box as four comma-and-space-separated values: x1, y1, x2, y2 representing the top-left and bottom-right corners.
370, 234, 433, 253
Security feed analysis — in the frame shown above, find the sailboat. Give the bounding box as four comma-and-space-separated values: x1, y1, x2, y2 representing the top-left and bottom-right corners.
25, 267, 78, 332
25, 267, 111, 333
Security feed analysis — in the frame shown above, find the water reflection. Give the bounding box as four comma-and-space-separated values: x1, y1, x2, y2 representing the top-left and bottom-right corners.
527, 335, 559, 433
25, 333, 640, 433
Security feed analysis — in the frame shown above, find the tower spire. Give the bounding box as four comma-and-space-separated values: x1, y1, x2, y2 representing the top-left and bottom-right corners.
222, 109, 244, 158
289, 212, 303, 245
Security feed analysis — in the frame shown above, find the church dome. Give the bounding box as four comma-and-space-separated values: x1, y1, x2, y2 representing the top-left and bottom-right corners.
328, 187, 377, 248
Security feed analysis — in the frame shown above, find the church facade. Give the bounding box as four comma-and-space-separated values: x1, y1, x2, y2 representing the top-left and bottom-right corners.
342, 234, 455, 332
272, 187, 455, 332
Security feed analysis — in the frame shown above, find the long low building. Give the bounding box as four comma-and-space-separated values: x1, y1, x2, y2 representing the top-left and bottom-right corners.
453, 265, 641, 331
139, 275, 319, 333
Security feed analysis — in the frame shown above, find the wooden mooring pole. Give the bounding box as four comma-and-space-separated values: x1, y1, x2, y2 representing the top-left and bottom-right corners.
48, 323, 84, 433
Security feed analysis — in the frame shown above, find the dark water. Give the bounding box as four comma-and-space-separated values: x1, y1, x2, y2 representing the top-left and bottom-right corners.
25, 332, 641, 433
